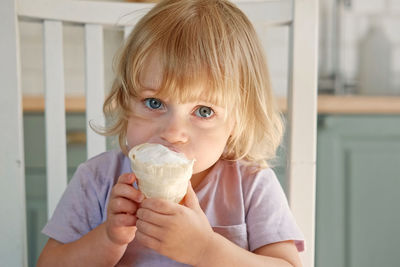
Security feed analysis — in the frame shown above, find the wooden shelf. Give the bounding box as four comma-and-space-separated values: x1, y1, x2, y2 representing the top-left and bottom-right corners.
23, 95, 400, 114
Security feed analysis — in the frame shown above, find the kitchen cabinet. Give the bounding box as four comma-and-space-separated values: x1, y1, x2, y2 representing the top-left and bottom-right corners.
315, 115, 400, 267
23, 113, 87, 266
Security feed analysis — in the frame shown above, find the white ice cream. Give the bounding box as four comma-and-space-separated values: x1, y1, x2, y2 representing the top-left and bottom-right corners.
128, 143, 195, 203
132, 143, 188, 165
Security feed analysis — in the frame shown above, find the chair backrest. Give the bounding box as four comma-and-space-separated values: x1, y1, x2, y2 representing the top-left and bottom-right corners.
0, 0, 318, 266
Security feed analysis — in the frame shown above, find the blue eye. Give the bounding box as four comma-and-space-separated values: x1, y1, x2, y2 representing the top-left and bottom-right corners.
144, 98, 163, 110
195, 106, 214, 118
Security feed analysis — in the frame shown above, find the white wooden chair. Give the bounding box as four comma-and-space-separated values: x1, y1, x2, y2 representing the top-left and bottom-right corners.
0, 0, 318, 266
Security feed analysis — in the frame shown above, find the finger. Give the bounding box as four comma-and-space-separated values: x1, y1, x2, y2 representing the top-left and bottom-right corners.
135, 228, 161, 252
136, 207, 170, 226
109, 197, 139, 215
140, 198, 177, 215
136, 219, 165, 240
112, 183, 145, 203
183, 182, 200, 210
117, 173, 136, 185
111, 213, 137, 227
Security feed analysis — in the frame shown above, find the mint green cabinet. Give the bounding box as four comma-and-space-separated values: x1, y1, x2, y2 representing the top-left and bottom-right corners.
316, 115, 400, 267
23, 113, 87, 266
24, 113, 119, 266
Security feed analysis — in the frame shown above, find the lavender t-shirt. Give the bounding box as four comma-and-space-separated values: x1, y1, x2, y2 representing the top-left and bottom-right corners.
42, 150, 304, 266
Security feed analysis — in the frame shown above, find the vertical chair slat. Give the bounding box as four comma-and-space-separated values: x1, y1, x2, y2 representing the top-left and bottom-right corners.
0, 0, 28, 265
85, 24, 106, 159
286, 0, 319, 266
43, 20, 68, 219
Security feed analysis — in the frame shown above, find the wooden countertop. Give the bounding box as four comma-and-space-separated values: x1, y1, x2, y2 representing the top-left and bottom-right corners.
23, 95, 400, 114
23, 96, 86, 113
315, 95, 400, 114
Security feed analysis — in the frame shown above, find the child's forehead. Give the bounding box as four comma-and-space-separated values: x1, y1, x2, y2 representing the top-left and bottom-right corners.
139, 65, 207, 95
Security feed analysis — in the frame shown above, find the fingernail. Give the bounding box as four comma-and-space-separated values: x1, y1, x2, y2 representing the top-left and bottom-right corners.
137, 193, 145, 203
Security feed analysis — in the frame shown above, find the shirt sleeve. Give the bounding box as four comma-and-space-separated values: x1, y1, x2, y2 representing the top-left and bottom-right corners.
243, 168, 305, 252
41, 163, 104, 243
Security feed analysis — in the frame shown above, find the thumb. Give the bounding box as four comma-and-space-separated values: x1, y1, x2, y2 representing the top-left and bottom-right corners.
182, 182, 200, 210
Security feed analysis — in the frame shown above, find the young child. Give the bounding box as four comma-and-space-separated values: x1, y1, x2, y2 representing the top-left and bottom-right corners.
38, 0, 304, 266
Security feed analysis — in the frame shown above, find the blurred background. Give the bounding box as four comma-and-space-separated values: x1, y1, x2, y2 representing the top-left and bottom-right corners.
19, 0, 400, 266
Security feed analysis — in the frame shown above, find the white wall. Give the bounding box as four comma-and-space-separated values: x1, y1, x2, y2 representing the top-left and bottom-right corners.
20, 21, 123, 97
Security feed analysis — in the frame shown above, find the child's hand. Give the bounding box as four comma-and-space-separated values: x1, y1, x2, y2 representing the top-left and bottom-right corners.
135, 182, 214, 265
105, 173, 145, 246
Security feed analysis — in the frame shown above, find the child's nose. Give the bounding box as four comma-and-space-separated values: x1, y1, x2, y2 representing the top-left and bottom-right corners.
160, 113, 189, 144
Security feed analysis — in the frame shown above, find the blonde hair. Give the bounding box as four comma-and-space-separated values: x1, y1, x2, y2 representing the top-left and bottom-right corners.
101, 0, 284, 168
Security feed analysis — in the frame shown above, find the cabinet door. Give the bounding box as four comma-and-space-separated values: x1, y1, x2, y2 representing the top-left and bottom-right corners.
24, 113, 87, 267
316, 115, 400, 267
24, 112, 119, 266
